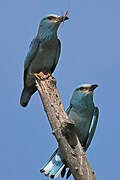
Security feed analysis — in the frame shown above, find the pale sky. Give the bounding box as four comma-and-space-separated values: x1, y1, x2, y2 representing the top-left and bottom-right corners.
0, 0, 119, 179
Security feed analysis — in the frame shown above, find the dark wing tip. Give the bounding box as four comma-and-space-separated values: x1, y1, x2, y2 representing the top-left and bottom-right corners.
51, 175, 55, 179
40, 169, 45, 173
61, 166, 66, 177
66, 169, 71, 179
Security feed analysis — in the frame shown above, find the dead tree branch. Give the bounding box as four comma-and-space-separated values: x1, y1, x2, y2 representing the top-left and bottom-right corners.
35, 76, 97, 180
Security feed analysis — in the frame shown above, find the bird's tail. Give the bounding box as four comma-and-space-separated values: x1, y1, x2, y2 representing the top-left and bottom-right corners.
20, 85, 37, 107
40, 148, 65, 179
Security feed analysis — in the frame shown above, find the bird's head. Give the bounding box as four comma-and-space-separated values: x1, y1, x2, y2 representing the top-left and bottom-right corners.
70, 84, 98, 107
38, 13, 69, 38
75, 84, 98, 94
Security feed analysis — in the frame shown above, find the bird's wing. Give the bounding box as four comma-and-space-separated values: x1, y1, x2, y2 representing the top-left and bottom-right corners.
85, 107, 99, 150
51, 39, 61, 73
65, 105, 72, 115
24, 37, 40, 72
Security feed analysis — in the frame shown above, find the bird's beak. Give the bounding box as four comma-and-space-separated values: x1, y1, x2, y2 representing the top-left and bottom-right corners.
57, 15, 69, 23
89, 84, 98, 91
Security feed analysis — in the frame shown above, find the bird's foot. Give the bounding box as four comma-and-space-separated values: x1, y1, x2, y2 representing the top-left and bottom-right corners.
34, 72, 51, 80
34, 73, 41, 80
45, 72, 51, 79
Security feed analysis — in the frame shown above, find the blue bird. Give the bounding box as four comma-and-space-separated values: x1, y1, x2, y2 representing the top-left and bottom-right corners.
40, 84, 99, 179
20, 13, 69, 107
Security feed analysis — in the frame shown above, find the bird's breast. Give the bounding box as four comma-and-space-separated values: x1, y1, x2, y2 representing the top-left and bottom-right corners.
30, 41, 58, 73
69, 109, 93, 145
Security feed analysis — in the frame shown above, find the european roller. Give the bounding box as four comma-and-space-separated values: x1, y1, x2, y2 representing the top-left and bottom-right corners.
40, 84, 99, 179
20, 13, 69, 107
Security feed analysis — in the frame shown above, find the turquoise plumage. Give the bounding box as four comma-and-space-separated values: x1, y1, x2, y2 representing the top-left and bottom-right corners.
40, 84, 99, 179
20, 14, 69, 107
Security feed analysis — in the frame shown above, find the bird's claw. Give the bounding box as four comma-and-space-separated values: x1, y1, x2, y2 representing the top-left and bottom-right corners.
33, 72, 51, 80
34, 73, 41, 80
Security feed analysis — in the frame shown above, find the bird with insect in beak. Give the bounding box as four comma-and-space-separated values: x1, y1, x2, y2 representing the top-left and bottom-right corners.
40, 83, 99, 179
20, 12, 69, 107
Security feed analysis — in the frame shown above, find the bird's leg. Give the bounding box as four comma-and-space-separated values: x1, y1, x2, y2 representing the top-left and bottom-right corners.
34, 72, 51, 80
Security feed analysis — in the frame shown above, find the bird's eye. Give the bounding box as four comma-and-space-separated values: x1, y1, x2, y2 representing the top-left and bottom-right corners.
84, 87, 88, 90
78, 87, 84, 91
47, 16, 54, 20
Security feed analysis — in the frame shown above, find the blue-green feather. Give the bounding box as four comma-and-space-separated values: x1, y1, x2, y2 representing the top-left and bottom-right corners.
85, 107, 99, 150
40, 84, 99, 179
24, 38, 40, 71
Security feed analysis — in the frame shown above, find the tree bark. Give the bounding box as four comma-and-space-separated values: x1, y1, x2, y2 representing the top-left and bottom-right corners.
35, 76, 97, 180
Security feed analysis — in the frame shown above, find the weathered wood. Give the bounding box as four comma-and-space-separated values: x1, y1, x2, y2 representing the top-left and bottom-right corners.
36, 76, 97, 180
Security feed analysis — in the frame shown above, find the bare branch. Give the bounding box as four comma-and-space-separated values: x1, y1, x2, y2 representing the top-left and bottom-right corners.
36, 76, 97, 180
